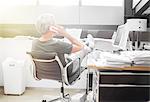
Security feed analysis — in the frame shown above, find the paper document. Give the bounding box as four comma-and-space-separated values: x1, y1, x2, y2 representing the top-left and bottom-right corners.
121, 51, 150, 66
89, 51, 150, 67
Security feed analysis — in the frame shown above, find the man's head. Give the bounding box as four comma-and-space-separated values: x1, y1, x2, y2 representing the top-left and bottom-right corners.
35, 13, 56, 35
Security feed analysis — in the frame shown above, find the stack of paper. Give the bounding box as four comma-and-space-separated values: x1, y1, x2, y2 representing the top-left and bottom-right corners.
95, 52, 132, 67
93, 51, 150, 67
131, 52, 150, 66
121, 51, 150, 66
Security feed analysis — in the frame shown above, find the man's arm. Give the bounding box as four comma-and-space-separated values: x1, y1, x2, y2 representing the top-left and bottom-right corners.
65, 33, 84, 53
50, 25, 84, 53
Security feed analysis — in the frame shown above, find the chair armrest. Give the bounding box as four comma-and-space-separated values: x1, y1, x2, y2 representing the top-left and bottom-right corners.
26, 52, 41, 80
64, 57, 81, 85
65, 57, 81, 73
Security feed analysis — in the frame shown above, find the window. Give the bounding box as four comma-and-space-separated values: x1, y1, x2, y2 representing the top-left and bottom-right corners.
39, 0, 79, 6
0, 0, 123, 7
82, 0, 123, 6
132, 0, 141, 8
0, 0, 36, 6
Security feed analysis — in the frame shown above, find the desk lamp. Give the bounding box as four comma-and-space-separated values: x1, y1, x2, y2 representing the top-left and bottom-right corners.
126, 18, 147, 50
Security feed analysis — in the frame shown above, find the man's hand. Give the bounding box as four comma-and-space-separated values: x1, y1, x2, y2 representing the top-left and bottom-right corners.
49, 25, 69, 37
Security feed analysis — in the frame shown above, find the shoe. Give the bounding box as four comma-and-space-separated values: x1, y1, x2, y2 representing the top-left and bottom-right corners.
84, 45, 92, 53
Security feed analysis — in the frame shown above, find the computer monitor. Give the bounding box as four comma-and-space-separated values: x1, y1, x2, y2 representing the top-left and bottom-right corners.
63, 28, 82, 43
113, 24, 129, 50
66, 28, 82, 39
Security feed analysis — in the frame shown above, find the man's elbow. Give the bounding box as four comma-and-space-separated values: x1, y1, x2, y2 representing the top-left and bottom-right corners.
78, 44, 84, 51
71, 45, 84, 53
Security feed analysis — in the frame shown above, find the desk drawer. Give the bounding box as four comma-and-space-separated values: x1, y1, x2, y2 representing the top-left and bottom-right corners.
99, 87, 150, 102
100, 75, 150, 85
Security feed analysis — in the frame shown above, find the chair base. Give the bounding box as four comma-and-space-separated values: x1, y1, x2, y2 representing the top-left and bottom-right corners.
42, 94, 71, 102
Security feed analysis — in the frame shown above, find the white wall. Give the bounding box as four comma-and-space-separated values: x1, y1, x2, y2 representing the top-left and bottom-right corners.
0, 6, 124, 25
0, 6, 79, 24
80, 6, 124, 25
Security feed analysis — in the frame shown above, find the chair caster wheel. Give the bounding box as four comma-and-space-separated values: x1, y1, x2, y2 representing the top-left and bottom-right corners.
42, 100, 46, 102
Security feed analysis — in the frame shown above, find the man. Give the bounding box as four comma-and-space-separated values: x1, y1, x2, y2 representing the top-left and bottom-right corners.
32, 13, 94, 75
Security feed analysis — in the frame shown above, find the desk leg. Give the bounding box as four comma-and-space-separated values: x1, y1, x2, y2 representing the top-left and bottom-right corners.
96, 70, 99, 102
86, 69, 89, 95
92, 70, 99, 102
86, 69, 100, 102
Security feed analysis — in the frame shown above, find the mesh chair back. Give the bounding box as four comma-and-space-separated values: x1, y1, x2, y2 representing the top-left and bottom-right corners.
29, 52, 62, 81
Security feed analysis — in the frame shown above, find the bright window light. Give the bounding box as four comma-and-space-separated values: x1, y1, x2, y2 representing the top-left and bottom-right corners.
82, 0, 123, 6
0, 0, 36, 6
132, 0, 141, 8
39, 0, 79, 6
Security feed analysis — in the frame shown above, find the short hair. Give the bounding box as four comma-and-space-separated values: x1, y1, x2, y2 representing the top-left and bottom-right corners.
35, 13, 55, 34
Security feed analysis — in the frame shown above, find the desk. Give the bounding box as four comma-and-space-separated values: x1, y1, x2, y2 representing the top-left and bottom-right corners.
88, 65, 150, 71
87, 65, 150, 102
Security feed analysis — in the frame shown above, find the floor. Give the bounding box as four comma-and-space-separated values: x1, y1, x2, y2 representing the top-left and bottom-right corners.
0, 87, 86, 102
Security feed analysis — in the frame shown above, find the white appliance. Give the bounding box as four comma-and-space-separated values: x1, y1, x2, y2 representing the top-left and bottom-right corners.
127, 19, 147, 31
126, 18, 147, 50
2, 57, 26, 95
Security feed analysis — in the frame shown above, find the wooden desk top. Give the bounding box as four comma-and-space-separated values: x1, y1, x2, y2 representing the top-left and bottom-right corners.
88, 65, 150, 71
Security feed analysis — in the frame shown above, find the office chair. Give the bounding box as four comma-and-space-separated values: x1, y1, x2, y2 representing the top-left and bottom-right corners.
27, 51, 86, 102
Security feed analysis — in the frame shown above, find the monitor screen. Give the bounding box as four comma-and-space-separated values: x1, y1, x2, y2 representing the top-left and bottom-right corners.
113, 24, 129, 50
64, 28, 82, 43
66, 28, 82, 39
113, 27, 123, 46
